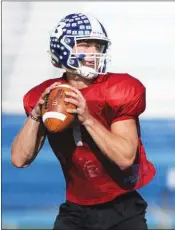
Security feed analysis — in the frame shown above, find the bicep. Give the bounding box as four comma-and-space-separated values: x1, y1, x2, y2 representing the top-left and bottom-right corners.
111, 119, 138, 152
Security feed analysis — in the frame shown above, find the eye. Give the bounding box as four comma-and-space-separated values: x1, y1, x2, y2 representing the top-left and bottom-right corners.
95, 44, 102, 52
77, 42, 89, 48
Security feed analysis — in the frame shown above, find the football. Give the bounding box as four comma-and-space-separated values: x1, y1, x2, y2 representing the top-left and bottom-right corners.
42, 84, 76, 133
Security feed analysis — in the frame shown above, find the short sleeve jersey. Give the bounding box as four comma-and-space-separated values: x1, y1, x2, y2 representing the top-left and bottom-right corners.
23, 73, 155, 205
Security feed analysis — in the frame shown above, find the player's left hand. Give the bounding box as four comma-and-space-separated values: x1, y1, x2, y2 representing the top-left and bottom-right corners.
65, 86, 92, 125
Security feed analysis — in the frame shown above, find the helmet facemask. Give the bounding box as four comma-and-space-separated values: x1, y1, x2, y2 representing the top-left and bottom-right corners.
65, 37, 110, 79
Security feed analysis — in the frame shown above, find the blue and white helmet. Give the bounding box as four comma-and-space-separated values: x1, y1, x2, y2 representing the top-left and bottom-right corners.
49, 13, 111, 79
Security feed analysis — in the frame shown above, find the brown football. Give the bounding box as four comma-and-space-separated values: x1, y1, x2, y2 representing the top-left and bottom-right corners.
41, 84, 76, 133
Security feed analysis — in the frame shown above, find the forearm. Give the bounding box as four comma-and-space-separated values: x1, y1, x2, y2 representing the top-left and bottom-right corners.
83, 116, 137, 169
11, 116, 45, 167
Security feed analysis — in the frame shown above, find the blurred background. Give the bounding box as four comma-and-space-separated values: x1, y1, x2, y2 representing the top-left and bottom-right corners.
2, 1, 175, 229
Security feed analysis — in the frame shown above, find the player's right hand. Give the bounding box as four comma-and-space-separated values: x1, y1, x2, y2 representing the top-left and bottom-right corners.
31, 82, 61, 118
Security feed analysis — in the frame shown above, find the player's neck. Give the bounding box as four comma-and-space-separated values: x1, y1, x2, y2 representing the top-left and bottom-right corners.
65, 73, 94, 90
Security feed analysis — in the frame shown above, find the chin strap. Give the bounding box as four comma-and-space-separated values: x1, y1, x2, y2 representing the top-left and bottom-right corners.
76, 66, 98, 79
63, 65, 98, 79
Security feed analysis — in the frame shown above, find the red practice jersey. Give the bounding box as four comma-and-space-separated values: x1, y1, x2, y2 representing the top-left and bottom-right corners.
23, 73, 156, 205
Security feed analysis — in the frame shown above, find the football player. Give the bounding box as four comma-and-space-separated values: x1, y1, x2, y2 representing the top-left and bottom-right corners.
11, 13, 156, 230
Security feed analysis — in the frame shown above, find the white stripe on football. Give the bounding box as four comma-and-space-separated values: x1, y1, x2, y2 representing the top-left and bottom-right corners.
42, 111, 66, 122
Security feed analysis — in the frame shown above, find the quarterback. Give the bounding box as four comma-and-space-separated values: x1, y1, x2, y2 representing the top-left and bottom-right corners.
11, 13, 155, 230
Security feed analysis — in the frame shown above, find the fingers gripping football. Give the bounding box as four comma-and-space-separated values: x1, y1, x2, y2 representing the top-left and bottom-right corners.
41, 84, 76, 132
31, 82, 61, 118
64, 91, 80, 107
65, 86, 91, 124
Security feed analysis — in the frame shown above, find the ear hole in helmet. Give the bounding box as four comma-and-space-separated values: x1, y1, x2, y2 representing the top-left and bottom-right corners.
51, 58, 60, 68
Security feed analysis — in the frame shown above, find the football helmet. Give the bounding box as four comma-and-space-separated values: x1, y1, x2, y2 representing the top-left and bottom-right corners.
49, 13, 111, 79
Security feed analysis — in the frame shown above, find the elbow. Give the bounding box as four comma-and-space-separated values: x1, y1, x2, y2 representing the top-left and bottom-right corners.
118, 159, 134, 170
11, 150, 29, 168
117, 153, 136, 170
119, 146, 137, 170
11, 157, 29, 168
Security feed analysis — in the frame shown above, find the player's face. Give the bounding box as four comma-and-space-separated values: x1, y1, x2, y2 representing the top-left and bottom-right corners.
72, 39, 104, 70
